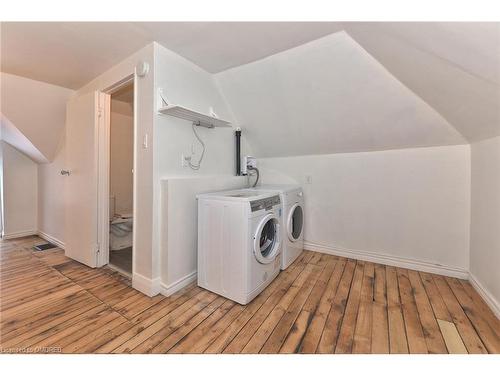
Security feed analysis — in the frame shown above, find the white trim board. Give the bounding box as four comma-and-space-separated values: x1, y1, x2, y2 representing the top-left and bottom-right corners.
132, 272, 160, 297
304, 241, 469, 279
2, 230, 37, 240
160, 271, 197, 297
37, 231, 65, 249
468, 273, 500, 320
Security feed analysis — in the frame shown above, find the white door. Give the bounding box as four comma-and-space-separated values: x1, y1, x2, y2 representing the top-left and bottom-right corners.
64, 91, 104, 267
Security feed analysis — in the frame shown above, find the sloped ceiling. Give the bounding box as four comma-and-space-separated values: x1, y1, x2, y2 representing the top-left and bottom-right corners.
0, 73, 73, 162
344, 22, 500, 143
0, 113, 47, 163
0, 22, 343, 89
216, 31, 466, 157
2, 22, 499, 156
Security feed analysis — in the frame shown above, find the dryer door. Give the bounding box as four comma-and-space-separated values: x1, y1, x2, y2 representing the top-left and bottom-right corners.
254, 214, 281, 264
287, 203, 304, 242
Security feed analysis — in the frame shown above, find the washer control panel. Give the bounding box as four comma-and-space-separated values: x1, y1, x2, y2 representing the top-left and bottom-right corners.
250, 195, 281, 212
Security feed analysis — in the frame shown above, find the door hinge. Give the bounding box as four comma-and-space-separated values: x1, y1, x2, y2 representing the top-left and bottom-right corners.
98, 107, 103, 118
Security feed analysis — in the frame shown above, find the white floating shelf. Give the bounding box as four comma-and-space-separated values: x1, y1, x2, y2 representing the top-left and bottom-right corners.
158, 104, 231, 128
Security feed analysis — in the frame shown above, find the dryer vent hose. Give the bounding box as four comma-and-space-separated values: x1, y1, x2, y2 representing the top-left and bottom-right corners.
247, 166, 259, 187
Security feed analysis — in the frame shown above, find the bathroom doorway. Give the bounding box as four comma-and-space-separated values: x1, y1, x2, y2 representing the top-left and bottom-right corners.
108, 82, 134, 276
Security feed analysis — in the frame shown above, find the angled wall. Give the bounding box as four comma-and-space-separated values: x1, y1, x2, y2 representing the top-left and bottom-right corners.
215, 31, 466, 158
345, 23, 500, 142
0, 73, 73, 162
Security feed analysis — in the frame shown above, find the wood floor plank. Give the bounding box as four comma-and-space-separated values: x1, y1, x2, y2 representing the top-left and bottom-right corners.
95, 287, 205, 353
334, 261, 365, 353
386, 266, 409, 353
459, 279, 500, 333
150, 297, 230, 353
1, 237, 498, 354
397, 268, 427, 353
419, 272, 453, 322
316, 259, 356, 353
445, 277, 500, 353
129, 293, 220, 353
352, 262, 374, 353
437, 319, 468, 354
279, 258, 339, 353
371, 264, 389, 353
297, 259, 346, 353
240, 263, 320, 353
407, 270, 447, 354
261, 259, 332, 353
207, 252, 312, 353
168, 300, 237, 353
432, 274, 488, 354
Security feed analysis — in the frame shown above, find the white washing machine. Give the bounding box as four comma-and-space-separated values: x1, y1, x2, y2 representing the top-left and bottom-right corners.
197, 189, 282, 305
244, 185, 304, 270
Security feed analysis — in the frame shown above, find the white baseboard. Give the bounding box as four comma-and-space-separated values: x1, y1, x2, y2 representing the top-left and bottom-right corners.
160, 271, 197, 297
2, 229, 37, 240
37, 231, 65, 249
132, 272, 160, 297
304, 241, 469, 279
468, 273, 500, 319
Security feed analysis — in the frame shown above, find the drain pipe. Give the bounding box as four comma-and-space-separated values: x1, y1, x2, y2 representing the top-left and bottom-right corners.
235, 127, 241, 176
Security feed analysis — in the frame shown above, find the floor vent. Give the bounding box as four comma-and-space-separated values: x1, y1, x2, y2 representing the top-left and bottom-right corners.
34, 242, 57, 251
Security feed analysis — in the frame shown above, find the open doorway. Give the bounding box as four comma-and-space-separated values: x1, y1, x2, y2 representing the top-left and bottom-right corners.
107, 82, 134, 276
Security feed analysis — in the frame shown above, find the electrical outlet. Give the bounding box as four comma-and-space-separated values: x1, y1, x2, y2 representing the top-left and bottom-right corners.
305, 175, 313, 184
181, 154, 191, 167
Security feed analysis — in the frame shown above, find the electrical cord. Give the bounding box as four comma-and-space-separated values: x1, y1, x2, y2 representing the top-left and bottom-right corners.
247, 165, 259, 187
159, 90, 206, 170
188, 122, 206, 170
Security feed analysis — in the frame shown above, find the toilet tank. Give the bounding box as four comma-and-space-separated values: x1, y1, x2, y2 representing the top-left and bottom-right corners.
109, 195, 116, 218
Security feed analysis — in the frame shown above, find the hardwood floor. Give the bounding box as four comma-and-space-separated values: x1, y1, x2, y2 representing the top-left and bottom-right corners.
1, 236, 498, 354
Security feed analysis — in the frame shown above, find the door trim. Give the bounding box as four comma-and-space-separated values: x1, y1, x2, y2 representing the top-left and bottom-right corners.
96, 91, 111, 267
97, 74, 135, 269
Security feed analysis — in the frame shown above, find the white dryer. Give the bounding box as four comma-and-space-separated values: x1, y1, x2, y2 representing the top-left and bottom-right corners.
244, 185, 304, 270
197, 189, 282, 305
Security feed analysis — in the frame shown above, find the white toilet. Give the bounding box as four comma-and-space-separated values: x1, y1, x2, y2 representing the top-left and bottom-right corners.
109, 196, 133, 251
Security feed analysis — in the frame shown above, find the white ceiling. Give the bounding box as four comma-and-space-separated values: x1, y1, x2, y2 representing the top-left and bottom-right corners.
1, 21, 499, 156
1, 22, 344, 89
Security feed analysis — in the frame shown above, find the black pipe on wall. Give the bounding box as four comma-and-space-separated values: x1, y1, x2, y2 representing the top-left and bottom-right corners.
235, 128, 241, 176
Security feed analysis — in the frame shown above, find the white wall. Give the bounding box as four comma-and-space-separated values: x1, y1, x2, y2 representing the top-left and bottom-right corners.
258, 144, 471, 275
37, 137, 66, 245
470, 136, 500, 315
110, 100, 134, 215
153, 43, 250, 292
1, 141, 38, 238
160, 176, 247, 294
35, 44, 156, 290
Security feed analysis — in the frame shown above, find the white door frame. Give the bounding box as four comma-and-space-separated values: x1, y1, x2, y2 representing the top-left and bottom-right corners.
96, 74, 136, 270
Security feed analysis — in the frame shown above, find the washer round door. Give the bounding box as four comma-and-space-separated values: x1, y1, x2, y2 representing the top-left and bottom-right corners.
287, 203, 304, 242
253, 214, 281, 264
